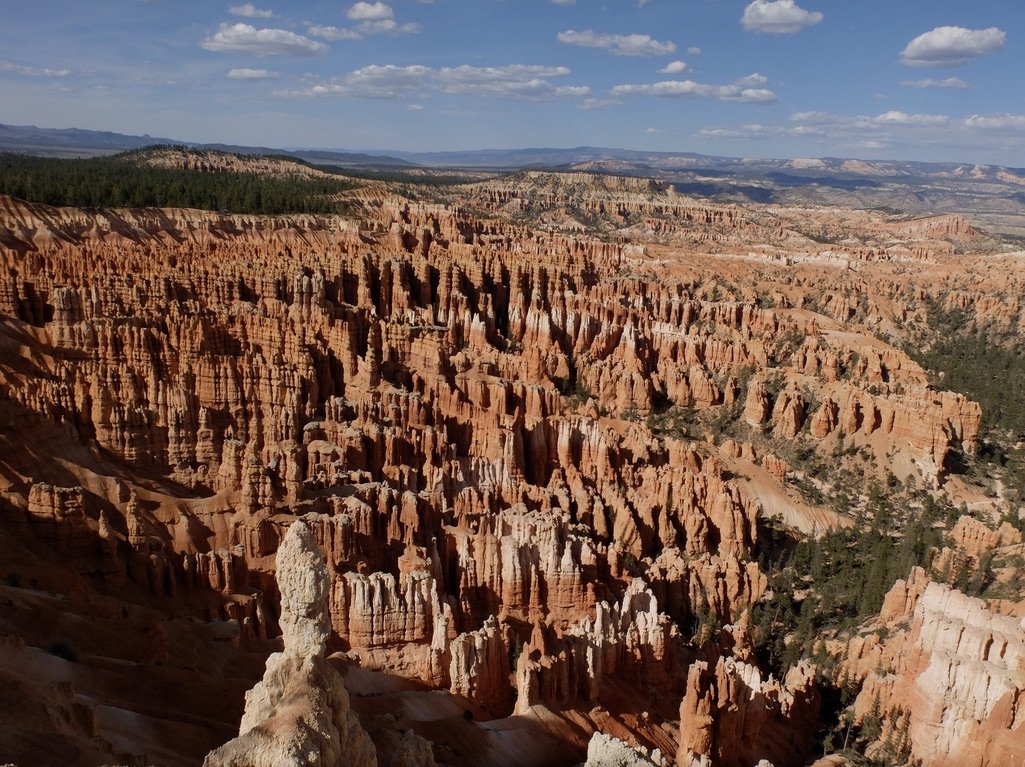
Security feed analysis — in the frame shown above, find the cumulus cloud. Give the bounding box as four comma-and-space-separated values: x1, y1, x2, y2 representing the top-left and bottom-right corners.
227, 67, 278, 79
687, 46, 702, 55
440, 64, 584, 99
900, 26, 1005, 67
307, 25, 361, 41
963, 113, 1025, 131
699, 124, 773, 138
660, 60, 687, 74
901, 77, 969, 89
557, 29, 676, 56
736, 72, 768, 86
612, 74, 776, 103
0, 59, 71, 77
296, 64, 429, 98
309, 3, 418, 39
278, 63, 588, 101
785, 110, 953, 129
229, 3, 274, 18
358, 19, 420, 34
201, 23, 327, 55
741, 0, 822, 35
347, 2, 393, 21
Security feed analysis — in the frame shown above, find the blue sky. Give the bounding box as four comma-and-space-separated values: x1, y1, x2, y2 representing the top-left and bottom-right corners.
1, 1, 1023, 165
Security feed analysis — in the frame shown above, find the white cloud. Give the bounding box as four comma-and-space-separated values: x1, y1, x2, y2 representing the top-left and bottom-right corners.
741, 0, 822, 35
557, 29, 676, 56
278, 63, 587, 102
736, 72, 768, 87
356, 19, 420, 34
229, 3, 274, 18
699, 124, 772, 138
227, 67, 278, 79
0, 59, 71, 77
660, 60, 687, 74
873, 110, 949, 127
643, 127, 661, 133
310, 4, 417, 39
441, 65, 583, 99
347, 2, 393, 21
963, 114, 1025, 131
900, 26, 1005, 67
687, 46, 702, 55
307, 25, 361, 41
901, 77, 969, 89
579, 97, 620, 110
551, 0, 575, 4
201, 23, 327, 55
407, 103, 425, 111
310, 64, 430, 98
612, 75, 777, 103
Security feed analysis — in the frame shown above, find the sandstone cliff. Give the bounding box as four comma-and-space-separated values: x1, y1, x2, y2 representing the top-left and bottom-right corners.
843, 567, 1025, 767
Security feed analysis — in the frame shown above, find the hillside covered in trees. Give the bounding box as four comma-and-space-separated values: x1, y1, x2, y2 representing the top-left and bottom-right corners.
0, 148, 360, 214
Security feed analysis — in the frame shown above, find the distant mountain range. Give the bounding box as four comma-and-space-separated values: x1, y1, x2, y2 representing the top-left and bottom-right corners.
0, 123, 180, 155
0, 122, 411, 167
3, 122, 1025, 235
6, 121, 1024, 178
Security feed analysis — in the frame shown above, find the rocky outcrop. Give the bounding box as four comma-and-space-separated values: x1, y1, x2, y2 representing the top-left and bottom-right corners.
388, 730, 438, 767
844, 569, 1025, 767
514, 578, 679, 713
948, 516, 1023, 557
584, 732, 668, 767
203, 519, 377, 767
448, 615, 513, 715
676, 656, 820, 767
647, 547, 767, 631
25, 483, 92, 556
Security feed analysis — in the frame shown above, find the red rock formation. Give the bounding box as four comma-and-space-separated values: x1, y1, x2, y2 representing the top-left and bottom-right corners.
843, 569, 1025, 767
676, 657, 820, 767
25, 483, 91, 556
448, 616, 513, 715
948, 515, 1023, 556
514, 578, 679, 714
0, 168, 1011, 767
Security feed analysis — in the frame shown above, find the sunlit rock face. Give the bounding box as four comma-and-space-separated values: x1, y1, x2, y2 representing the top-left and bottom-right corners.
844, 568, 1025, 767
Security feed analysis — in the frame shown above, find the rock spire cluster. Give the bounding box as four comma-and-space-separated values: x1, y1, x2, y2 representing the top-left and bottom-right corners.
0, 166, 1021, 767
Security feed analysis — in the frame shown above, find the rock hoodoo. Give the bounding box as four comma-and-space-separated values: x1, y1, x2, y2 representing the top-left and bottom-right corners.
203, 519, 378, 767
